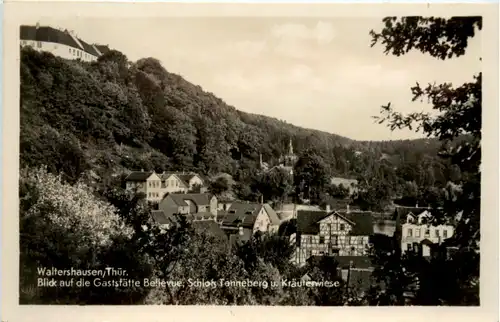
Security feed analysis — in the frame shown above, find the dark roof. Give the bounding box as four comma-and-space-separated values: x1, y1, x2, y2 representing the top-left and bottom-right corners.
78, 38, 100, 56
192, 221, 227, 241
20, 25, 81, 49
94, 44, 110, 55
125, 171, 154, 182
335, 256, 373, 269
297, 210, 331, 234
151, 210, 175, 225
342, 212, 374, 236
166, 193, 213, 207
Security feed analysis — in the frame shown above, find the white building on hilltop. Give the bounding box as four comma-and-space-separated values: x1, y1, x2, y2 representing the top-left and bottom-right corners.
20, 24, 111, 62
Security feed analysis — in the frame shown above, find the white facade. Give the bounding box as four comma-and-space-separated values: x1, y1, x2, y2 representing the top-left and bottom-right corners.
126, 173, 164, 202
401, 210, 455, 256
20, 39, 98, 62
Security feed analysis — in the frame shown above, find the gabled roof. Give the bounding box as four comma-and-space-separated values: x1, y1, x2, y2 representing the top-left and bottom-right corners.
78, 37, 100, 56
296, 210, 331, 234
341, 211, 374, 236
94, 44, 110, 55
125, 171, 154, 182
219, 202, 277, 229
166, 193, 213, 207
20, 25, 81, 49
160, 172, 190, 188
263, 203, 280, 226
192, 220, 227, 241
151, 210, 175, 225
297, 210, 373, 236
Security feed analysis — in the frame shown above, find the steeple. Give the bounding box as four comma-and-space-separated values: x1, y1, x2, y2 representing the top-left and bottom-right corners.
289, 138, 293, 155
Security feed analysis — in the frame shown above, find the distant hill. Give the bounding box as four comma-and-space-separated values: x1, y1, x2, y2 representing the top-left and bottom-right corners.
20, 47, 455, 187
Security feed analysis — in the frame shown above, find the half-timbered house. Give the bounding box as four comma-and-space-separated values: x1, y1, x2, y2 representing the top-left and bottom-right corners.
291, 209, 374, 267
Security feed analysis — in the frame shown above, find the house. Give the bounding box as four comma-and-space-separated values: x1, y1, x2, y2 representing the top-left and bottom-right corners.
218, 202, 281, 238
291, 209, 374, 267
125, 171, 164, 202
161, 173, 190, 194
20, 24, 105, 62
161, 172, 208, 194
158, 193, 218, 222
150, 210, 176, 229
395, 206, 455, 257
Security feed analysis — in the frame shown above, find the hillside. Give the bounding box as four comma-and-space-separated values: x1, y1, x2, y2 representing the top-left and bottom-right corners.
20, 47, 453, 191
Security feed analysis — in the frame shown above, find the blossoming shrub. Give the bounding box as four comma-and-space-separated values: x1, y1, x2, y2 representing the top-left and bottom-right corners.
19, 166, 148, 304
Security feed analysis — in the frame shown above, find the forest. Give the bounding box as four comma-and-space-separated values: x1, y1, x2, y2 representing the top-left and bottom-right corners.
20, 39, 464, 210
19, 16, 481, 305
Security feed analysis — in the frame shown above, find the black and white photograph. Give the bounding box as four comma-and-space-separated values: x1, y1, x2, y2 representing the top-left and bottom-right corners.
2, 2, 498, 318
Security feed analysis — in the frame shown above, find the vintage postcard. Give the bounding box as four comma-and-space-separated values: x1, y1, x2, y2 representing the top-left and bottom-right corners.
2, 1, 498, 321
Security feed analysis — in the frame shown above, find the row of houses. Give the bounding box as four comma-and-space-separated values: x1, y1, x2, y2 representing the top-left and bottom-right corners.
20, 24, 111, 62
125, 170, 457, 296
125, 170, 208, 202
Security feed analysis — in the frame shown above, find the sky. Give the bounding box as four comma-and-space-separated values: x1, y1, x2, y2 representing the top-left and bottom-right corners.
29, 16, 481, 141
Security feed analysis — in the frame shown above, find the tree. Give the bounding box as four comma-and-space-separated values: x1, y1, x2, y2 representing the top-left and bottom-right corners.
19, 166, 150, 304
254, 167, 293, 203
370, 16, 481, 305
208, 176, 230, 196
294, 150, 331, 202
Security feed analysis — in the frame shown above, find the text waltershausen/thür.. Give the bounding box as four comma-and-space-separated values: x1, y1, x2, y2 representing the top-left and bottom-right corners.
37, 267, 123, 278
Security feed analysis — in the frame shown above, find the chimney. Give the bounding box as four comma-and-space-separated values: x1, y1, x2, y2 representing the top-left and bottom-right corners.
416, 202, 419, 208
346, 204, 350, 214
141, 168, 144, 172
239, 226, 244, 236
260, 195, 264, 205
326, 204, 331, 213
36, 22, 40, 29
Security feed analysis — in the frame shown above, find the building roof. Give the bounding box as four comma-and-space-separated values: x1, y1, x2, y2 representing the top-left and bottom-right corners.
263, 203, 280, 226
94, 44, 110, 55
151, 210, 175, 225
125, 171, 154, 182
166, 193, 213, 207
297, 210, 373, 236
219, 202, 278, 229
296, 210, 331, 234
192, 220, 227, 241
20, 25, 81, 49
341, 211, 375, 236
78, 37, 101, 56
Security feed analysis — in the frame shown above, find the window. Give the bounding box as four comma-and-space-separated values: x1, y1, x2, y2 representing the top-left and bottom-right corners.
407, 243, 413, 251
308, 236, 312, 244
407, 228, 413, 237
425, 229, 430, 236
69, 48, 71, 53
332, 236, 338, 245
319, 236, 325, 244
340, 224, 345, 231
443, 230, 448, 238
415, 229, 421, 237
435, 229, 440, 238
